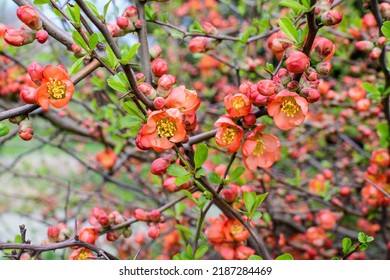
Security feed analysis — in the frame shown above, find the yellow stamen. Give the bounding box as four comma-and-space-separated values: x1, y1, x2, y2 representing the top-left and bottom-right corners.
253, 136, 265, 156
232, 96, 245, 110
46, 78, 66, 100
222, 127, 237, 145
78, 250, 90, 260
281, 96, 300, 117
157, 118, 176, 138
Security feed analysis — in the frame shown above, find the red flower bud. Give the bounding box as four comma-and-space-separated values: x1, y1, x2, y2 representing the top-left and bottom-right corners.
311, 37, 335, 62
116, 16, 129, 29
301, 88, 321, 103
148, 224, 161, 239
153, 96, 166, 109
36, 29, 48, 44
4, 28, 35, 46
18, 119, 33, 141
151, 58, 169, 77
96, 149, 117, 169
305, 68, 318, 81
275, 68, 291, 85
134, 19, 143, 29
247, 84, 268, 106
149, 45, 162, 60
151, 157, 170, 175
320, 10, 343, 26
189, 36, 215, 53
286, 50, 309, 74
78, 228, 98, 245
107, 23, 124, 37
124, 6, 138, 22
133, 208, 150, 221
316, 61, 332, 75
369, 47, 381, 60
138, 82, 157, 100
20, 86, 37, 104
239, 80, 253, 94
149, 210, 161, 222
257, 79, 276, 96
47, 226, 60, 242
243, 113, 257, 127
202, 21, 218, 35
355, 40, 374, 52
106, 231, 119, 241
98, 213, 110, 227
16, 6, 42, 30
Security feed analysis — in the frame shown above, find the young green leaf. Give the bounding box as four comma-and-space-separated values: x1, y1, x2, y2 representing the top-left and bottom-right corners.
72, 31, 89, 51
175, 174, 192, 186
122, 101, 144, 120
195, 169, 206, 178
208, 172, 222, 184
248, 255, 264, 260
88, 33, 99, 51
381, 21, 390, 39
228, 166, 246, 182
275, 253, 293, 260
107, 76, 128, 93
69, 56, 85, 75
0, 123, 10, 137
103, 0, 112, 20
85, 1, 103, 21
278, 17, 299, 43
194, 245, 208, 260
280, 0, 308, 12
342, 237, 352, 254
167, 164, 190, 177
194, 143, 208, 169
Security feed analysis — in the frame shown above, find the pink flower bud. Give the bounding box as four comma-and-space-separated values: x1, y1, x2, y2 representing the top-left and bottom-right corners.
107, 23, 124, 37
163, 176, 181, 192
380, 3, 390, 20
275, 68, 291, 85
301, 88, 321, 103
305, 67, 318, 81
4, 28, 35, 46
311, 37, 335, 62
138, 82, 157, 100
71, 43, 84, 57
133, 208, 150, 221
136, 72, 145, 81
239, 80, 253, 94
149, 45, 162, 59
378, 36, 386, 47
243, 113, 257, 127
286, 80, 300, 91
78, 228, 98, 245
98, 213, 110, 227
148, 224, 161, 239
90, 206, 105, 218
189, 36, 214, 53
106, 231, 119, 241
356, 98, 370, 112
18, 119, 33, 141
286, 50, 309, 74
157, 74, 176, 97
124, 6, 138, 22
316, 61, 332, 75
151, 58, 168, 77
36, 29, 48, 44
369, 47, 381, 59
149, 210, 161, 222
16, 6, 42, 30
320, 10, 343, 26
247, 84, 268, 106
116, 16, 129, 29
183, 113, 197, 133
47, 226, 60, 242
257, 79, 276, 96
202, 21, 218, 35
355, 40, 374, 52
27, 62, 43, 86
20, 86, 37, 104
153, 96, 166, 109
134, 19, 143, 29
151, 157, 170, 175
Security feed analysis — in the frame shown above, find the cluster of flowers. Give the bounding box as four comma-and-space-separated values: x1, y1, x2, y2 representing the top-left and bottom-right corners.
133, 208, 166, 240
2, 6, 48, 47
107, 6, 143, 38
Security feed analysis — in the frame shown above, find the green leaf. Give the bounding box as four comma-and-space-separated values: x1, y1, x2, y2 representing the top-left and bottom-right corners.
376, 122, 389, 148
228, 166, 246, 182
85, 1, 103, 21
175, 174, 192, 186
208, 172, 222, 184
265, 62, 274, 73
103, 0, 112, 20
122, 101, 144, 120
107, 76, 128, 93
302, 0, 311, 8
167, 164, 190, 177
256, 193, 268, 207
381, 21, 390, 39
280, 0, 308, 11
14, 234, 22, 244
358, 232, 366, 243
248, 255, 264, 260
251, 211, 262, 220
194, 245, 208, 260
195, 169, 206, 178
358, 243, 368, 251
244, 191, 256, 213
72, 31, 89, 51
342, 237, 352, 254
105, 45, 118, 68
186, 244, 193, 259
34, 0, 50, 4
276, 253, 293, 260
0, 123, 10, 137
144, 5, 156, 20
278, 17, 298, 43
120, 43, 140, 64
366, 236, 374, 243
181, 190, 199, 207
89, 33, 99, 50
194, 143, 208, 169
69, 56, 85, 75
175, 224, 193, 238
119, 115, 142, 130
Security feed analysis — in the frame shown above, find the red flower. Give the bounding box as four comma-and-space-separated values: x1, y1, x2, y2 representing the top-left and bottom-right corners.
137, 108, 186, 152
242, 124, 281, 170
224, 93, 252, 118
165, 85, 200, 114
214, 115, 244, 154
267, 90, 309, 130
68, 248, 93, 260
35, 65, 74, 111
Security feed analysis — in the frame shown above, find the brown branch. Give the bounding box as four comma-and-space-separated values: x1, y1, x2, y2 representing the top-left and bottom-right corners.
136, 0, 152, 84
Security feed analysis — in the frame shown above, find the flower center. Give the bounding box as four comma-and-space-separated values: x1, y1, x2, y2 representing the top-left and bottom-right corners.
232, 96, 245, 110
47, 78, 66, 100
253, 137, 265, 156
78, 249, 90, 260
281, 96, 299, 117
157, 118, 176, 138
231, 224, 244, 235
222, 127, 237, 145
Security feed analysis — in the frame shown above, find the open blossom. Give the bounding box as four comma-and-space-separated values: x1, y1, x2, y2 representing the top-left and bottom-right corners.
35, 64, 74, 111
136, 108, 186, 152
242, 124, 281, 170
267, 90, 309, 130
214, 115, 244, 154
165, 85, 200, 114
224, 93, 252, 118
68, 248, 93, 260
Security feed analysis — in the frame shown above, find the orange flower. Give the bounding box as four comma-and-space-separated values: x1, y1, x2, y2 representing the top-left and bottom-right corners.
137, 108, 186, 152
68, 248, 93, 260
267, 90, 309, 130
242, 124, 280, 171
214, 115, 244, 154
35, 64, 74, 111
165, 85, 200, 114
224, 93, 252, 118
223, 219, 250, 242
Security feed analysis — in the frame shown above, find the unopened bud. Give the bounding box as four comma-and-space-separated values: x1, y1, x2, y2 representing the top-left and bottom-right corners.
320, 10, 343, 26
151, 157, 170, 175
153, 96, 166, 109
16, 6, 42, 30
18, 119, 33, 141
148, 224, 161, 239
202, 21, 218, 35
36, 29, 48, 44
138, 82, 157, 100
286, 50, 309, 74
20, 86, 37, 104
151, 58, 169, 77
4, 28, 35, 46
